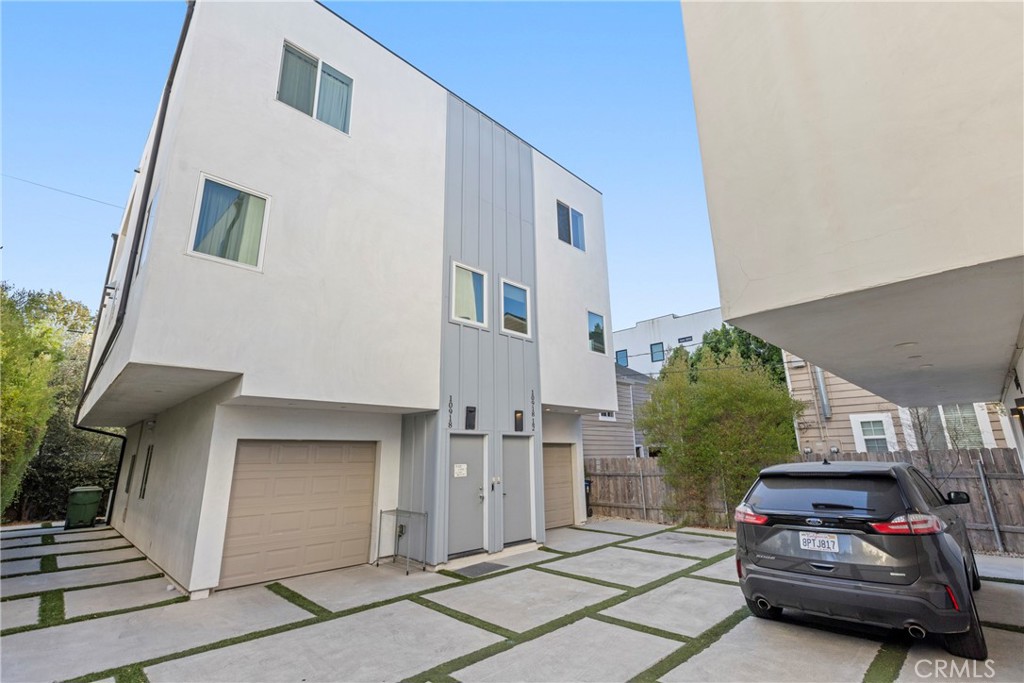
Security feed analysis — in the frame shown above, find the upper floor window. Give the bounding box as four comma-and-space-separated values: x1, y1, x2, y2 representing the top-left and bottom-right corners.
453, 263, 486, 327
650, 342, 665, 363
501, 280, 530, 337
615, 350, 628, 367
278, 43, 353, 134
190, 177, 268, 268
588, 311, 605, 354
556, 201, 585, 251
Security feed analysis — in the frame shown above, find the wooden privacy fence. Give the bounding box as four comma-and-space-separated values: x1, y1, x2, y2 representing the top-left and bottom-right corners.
799, 448, 1024, 554
585, 448, 1023, 553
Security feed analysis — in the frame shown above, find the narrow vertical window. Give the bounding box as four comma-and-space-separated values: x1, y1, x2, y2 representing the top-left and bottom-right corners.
278, 44, 317, 115
557, 202, 572, 244
588, 312, 606, 354
317, 63, 353, 133
453, 264, 486, 326
556, 201, 586, 250
615, 350, 628, 367
571, 209, 586, 250
502, 281, 530, 336
651, 342, 665, 362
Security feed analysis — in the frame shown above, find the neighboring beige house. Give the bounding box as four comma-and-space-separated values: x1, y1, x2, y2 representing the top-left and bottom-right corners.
785, 351, 1014, 456
583, 365, 653, 458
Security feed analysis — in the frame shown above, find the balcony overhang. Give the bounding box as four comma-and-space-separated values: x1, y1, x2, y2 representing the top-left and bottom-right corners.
730, 257, 1023, 406
78, 362, 241, 428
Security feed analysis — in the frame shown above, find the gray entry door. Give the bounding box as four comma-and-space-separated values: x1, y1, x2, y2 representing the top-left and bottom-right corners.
502, 436, 532, 544
448, 435, 486, 557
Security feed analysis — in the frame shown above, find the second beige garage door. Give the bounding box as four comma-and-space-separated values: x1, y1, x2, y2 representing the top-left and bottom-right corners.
543, 444, 575, 529
220, 440, 376, 589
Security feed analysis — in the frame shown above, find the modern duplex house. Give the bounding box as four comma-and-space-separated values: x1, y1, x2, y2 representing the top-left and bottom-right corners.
612, 308, 723, 377
78, 0, 615, 597
681, 2, 1023, 451
785, 352, 1015, 456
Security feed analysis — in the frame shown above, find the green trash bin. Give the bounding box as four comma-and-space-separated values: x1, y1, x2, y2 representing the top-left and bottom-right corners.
66, 486, 104, 529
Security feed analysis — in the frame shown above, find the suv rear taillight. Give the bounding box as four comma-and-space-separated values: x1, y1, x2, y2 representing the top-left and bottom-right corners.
735, 503, 767, 525
869, 513, 945, 535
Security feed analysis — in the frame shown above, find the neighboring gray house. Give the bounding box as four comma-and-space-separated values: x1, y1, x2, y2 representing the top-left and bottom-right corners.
583, 365, 654, 458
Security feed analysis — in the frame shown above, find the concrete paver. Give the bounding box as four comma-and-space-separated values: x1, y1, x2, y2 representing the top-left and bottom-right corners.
425, 568, 621, 633
677, 526, 735, 539
1, 596, 40, 629
1, 537, 44, 550
543, 527, 624, 553
579, 519, 669, 537
976, 554, 1024, 582
1, 559, 41, 577
57, 547, 144, 569
602, 575, 744, 637
0, 526, 62, 539
544, 546, 696, 587
692, 557, 740, 584
145, 600, 503, 683
897, 627, 1024, 683
279, 563, 456, 612
662, 615, 881, 682
0, 560, 158, 598
453, 617, 680, 682
64, 577, 182, 619
2, 536, 130, 561
623, 532, 735, 558
975, 580, 1024, 627
2, 585, 310, 682
53, 528, 120, 543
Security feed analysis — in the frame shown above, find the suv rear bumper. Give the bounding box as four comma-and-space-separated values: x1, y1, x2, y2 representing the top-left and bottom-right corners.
740, 563, 970, 634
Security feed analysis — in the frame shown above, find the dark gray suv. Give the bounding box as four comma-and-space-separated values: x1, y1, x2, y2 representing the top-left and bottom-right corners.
735, 461, 986, 659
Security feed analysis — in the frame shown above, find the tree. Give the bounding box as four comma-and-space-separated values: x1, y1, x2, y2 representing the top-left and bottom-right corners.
688, 324, 786, 386
1, 286, 62, 510
637, 348, 803, 526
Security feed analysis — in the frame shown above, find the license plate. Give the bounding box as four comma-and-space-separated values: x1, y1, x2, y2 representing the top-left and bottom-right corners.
799, 532, 840, 553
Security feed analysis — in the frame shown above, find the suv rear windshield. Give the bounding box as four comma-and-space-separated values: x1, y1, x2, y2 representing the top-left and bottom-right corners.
747, 475, 906, 517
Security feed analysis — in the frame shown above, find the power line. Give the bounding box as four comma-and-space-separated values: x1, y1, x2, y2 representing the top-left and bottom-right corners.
3, 174, 124, 210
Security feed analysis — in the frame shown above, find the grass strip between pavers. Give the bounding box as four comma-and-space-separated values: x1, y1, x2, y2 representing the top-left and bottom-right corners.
2, 543, 133, 561
980, 575, 1024, 586
628, 606, 751, 682
684, 573, 740, 588
981, 620, 1024, 634
567, 525, 634, 538
41, 534, 56, 545
40, 555, 58, 573
862, 639, 912, 683
1, 555, 149, 580
409, 595, 518, 640
39, 590, 64, 626
2, 595, 189, 637
589, 612, 691, 643
113, 664, 149, 683
265, 582, 331, 618
616, 545, 707, 562
672, 529, 736, 540
531, 564, 634, 592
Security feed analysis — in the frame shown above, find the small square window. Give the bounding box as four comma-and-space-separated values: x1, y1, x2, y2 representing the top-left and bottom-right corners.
453, 263, 486, 326
588, 311, 605, 354
502, 280, 530, 336
191, 178, 268, 267
651, 342, 665, 362
556, 201, 585, 250
615, 350, 628, 367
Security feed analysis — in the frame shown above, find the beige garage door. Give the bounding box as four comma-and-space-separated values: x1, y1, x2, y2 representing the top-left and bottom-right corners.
220, 440, 376, 589
543, 444, 574, 529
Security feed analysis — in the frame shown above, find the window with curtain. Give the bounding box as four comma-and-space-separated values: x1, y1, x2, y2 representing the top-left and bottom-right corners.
192, 179, 267, 267
502, 281, 529, 336
556, 201, 585, 250
278, 43, 353, 134
941, 403, 983, 448
588, 311, 605, 353
453, 264, 485, 326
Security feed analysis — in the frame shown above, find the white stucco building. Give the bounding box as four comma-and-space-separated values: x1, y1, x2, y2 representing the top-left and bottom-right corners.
681, 2, 1024, 451
612, 308, 723, 377
78, 0, 615, 596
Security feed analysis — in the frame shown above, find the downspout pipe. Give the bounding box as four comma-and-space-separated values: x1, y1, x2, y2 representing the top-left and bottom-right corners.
814, 366, 832, 420
74, 0, 196, 519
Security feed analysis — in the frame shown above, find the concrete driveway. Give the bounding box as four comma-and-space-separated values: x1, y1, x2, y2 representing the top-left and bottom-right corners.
1, 520, 1021, 682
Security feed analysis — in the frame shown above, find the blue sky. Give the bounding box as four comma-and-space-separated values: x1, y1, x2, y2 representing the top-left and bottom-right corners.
1, 0, 719, 330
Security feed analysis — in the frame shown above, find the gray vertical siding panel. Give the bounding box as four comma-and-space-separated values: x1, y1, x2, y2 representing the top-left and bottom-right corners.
462, 111, 481, 265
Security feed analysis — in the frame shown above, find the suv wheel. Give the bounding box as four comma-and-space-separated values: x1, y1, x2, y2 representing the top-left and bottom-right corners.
943, 589, 988, 660
746, 597, 782, 620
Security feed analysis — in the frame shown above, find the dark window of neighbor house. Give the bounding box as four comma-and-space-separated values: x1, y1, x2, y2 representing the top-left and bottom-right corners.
651, 342, 665, 362
616, 349, 628, 366
588, 311, 606, 353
